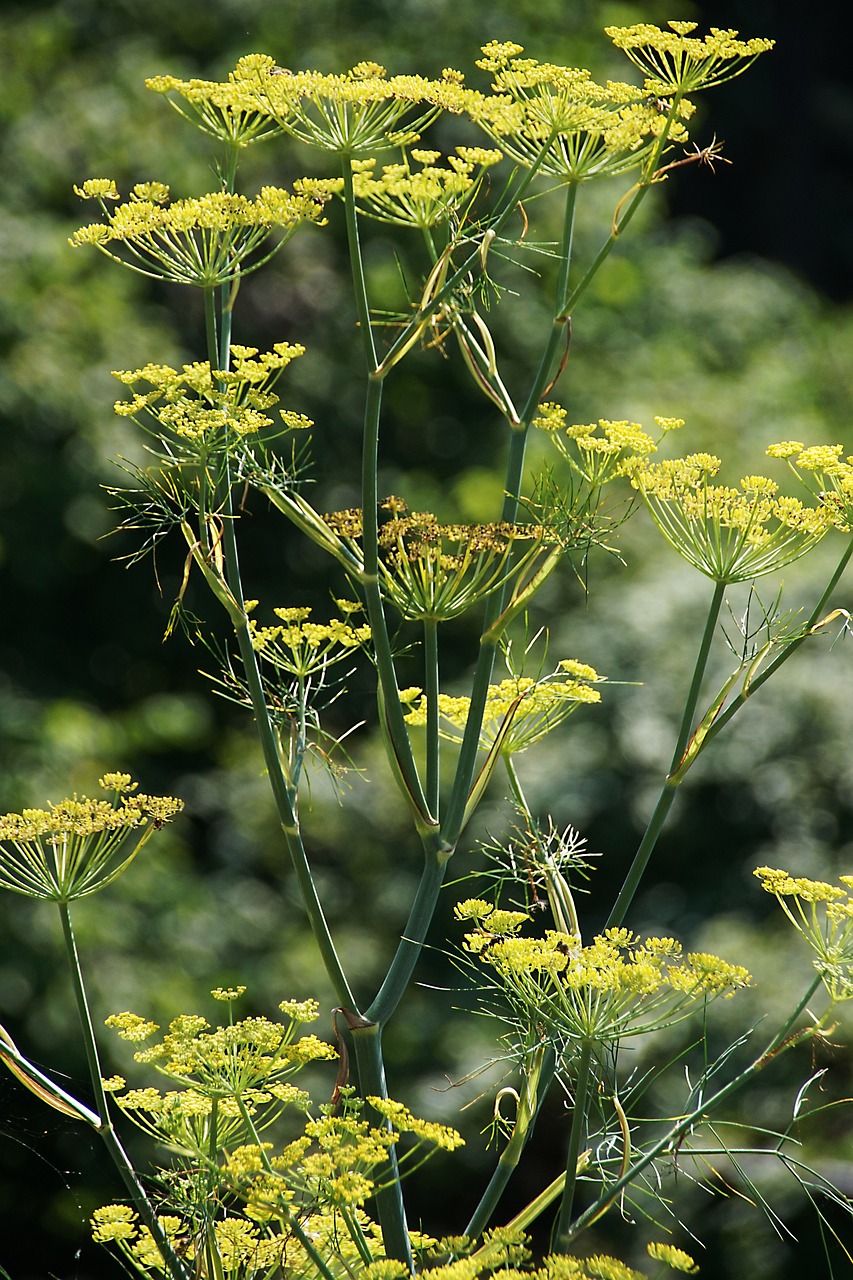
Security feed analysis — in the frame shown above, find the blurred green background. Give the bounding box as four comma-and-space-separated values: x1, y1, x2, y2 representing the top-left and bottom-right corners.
1, 0, 852, 1275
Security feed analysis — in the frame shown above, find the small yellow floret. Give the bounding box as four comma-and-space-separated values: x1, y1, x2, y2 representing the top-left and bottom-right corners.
647, 1242, 699, 1273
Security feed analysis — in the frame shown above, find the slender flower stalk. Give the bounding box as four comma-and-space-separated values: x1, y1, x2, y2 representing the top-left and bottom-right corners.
702, 532, 853, 748
441, 181, 578, 848
60, 904, 192, 1280
554, 1041, 594, 1247
606, 578, 726, 929
341, 159, 431, 827
194, 286, 358, 1010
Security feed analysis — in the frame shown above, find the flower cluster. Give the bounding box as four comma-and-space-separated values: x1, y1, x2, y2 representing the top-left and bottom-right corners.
91, 1204, 695, 1280
113, 344, 311, 452
248, 604, 372, 679
605, 21, 774, 95
95, 997, 463, 1279
224, 55, 478, 156
146, 54, 290, 147
632, 452, 831, 582
0, 774, 182, 901
325, 501, 560, 623
458, 900, 750, 1048
535, 407, 682, 487
470, 42, 692, 183
350, 146, 502, 229
766, 439, 853, 532
754, 867, 853, 1002
103, 992, 331, 1156
90, 1202, 372, 1279
71, 179, 331, 286
402, 660, 603, 755
228, 1092, 462, 1224
106, 995, 334, 1096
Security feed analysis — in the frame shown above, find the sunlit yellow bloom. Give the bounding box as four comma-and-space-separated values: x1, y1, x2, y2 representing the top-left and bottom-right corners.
454, 898, 495, 920
0, 780, 182, 902
755, 866, 853, 1001
404, 664, 603, 754
249, 607, 371, 678
230, 56, 477, 155
108, 998, 335, 1100
633, 451, 830, 582
461, 907, 750, 1046
368, 1096, 465, 1150
351, 146, 502, 229
113, 345, 310, 461
146, 54, 289, 146
766, 439, 853, 532
469, 43, 693, 183
647, 1242, 699, 1273
536, 408, 673, 487
279, 997, 321, 1022
606, 22, 774, 95
91, 1204, 137, 1243
71, 181, 328, 285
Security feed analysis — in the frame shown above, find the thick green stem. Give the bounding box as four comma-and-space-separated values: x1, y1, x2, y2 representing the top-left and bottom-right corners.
563, 976, 824, 1245
58, 903, 190, 1280
606, 577, 727, 930
365, 832, 450, 1026
554, 1041, 594, 1248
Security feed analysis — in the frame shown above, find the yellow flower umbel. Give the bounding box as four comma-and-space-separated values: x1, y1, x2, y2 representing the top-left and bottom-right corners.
458, 900, 750, 1048
470, 42, 692, 184
766, 439, 853, 533
249, 606, 372, 678
754, 867, 853, 1002
109, 994, 335, 1097
403, 660, 603, 755
104, 992, 330, 1155
632, 452, 831, 583
535, 407, 682, 488
70, 178, 331, 286
606, 21, 774, 96
92, 1204, 292, 1278
325, 502, 560, 625
146, 54, 290, 147
113, 343, 311, 458
646, 1243, 699, 1274
235, 55, 476, 156
0, 774, 182, 902
94, 1018, 462, 1280
350, 146, 502, 230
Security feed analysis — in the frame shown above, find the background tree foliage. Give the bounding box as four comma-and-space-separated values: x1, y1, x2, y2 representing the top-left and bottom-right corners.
0, 1, 851, 1276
